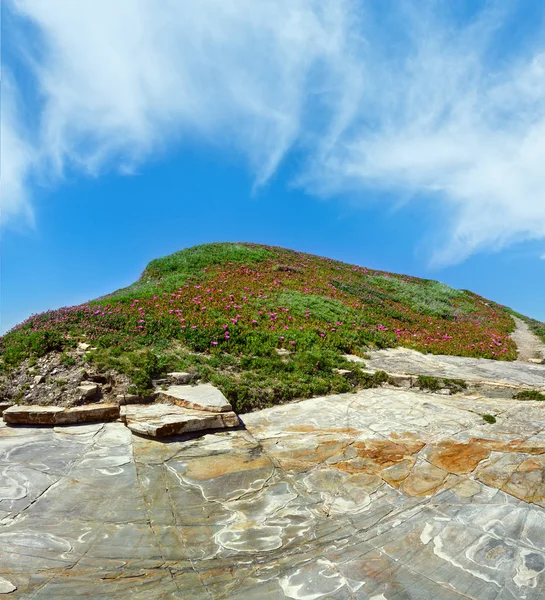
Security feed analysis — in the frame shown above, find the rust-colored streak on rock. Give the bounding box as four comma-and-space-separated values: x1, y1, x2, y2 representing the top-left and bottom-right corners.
427, 440, 493, 475
185, 453, 272, 480
334, 439, 423, 475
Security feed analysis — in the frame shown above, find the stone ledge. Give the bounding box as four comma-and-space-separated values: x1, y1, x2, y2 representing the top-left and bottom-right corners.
3, 403, 120, 425
159, 383, 232, 412
121, 403, 239, 437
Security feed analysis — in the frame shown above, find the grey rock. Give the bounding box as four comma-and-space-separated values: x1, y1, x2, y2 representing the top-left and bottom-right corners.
77, 382, 99, 399
343, 354, 366, 363
2, 385, 545, 598
77, 342, 91, 351
167, 371, 193, 384
0, 577, 16, 594
122, 403, 239, 437
333, 368, 352, 377
275, 348, 291, 357
3, 403, 119, 425
160, 383, 232, 412
34, 375, 45, 385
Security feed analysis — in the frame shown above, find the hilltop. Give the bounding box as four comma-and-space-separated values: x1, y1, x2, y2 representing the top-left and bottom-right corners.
1, 242, 543, 411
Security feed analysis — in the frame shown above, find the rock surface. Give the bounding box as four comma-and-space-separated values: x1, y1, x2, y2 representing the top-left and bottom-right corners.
159, 383, 232, 412
366, 346, 545, 388
167, 372, 193, 384
2, 403, 119, 426
1, 387, 544, 598
121, 403, 239, 437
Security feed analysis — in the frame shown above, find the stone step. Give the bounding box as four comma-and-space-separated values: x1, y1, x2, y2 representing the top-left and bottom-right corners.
121, 403, 239, 437
159, 383, 232, 412
3, 403, 120, 426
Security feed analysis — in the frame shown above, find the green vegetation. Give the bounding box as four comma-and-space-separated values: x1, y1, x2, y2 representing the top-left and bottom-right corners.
416, 375, 442, 392
0, 242, 530, 409
482, 414, 497, 424
513, 390, 545, 401
416, 375, 467, 393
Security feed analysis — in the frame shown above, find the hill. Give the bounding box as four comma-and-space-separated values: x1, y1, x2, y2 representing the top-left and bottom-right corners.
1, 242, 541, 411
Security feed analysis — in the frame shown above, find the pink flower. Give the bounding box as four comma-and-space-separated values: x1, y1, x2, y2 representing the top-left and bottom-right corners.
211, 341, 218, 345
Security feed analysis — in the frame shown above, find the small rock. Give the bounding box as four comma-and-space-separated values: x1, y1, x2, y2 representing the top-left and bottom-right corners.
167, 371, 193, 384
0, 576, 16, 594
387, 373, 414, 388
78, 342, 91, 351
437, 388, 451, 396
333, 368, 353, 377
343, 354, 366, 364
34, 375, 45, 384
77, 382, 99, 399
275, 348, 291, 357
528, 358, 545, 365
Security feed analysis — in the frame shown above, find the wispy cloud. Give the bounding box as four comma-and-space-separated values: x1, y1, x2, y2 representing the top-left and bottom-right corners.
3, 0, 545, 264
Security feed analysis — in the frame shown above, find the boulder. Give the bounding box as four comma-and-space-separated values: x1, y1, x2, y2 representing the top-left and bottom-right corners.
77, 382, 99, 399
160, 383, 232, 412
0, 402, 14, 415
3, 403, 119, 426
167, 371, 193, 384
122, 403, 239, 437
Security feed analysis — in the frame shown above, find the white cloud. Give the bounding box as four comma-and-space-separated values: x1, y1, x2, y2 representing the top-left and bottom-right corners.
1, 73, 36, 225
3, 0, 545, 264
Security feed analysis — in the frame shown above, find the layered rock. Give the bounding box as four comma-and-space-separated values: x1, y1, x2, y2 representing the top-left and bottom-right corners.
2, 403, 119, 425
1, 388, 544, 598
121, 403, 239, 437
159, 383, 232, 412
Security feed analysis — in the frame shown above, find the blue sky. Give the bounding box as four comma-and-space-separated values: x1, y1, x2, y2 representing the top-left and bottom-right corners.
2, 0, 545, 334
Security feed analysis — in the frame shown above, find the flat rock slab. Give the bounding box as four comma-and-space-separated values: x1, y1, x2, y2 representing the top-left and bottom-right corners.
366, 346, 545, 388
159, 383, 232, 412
3, 403, 119, 426
121, 403, 239, 437
2, 389, 545, 599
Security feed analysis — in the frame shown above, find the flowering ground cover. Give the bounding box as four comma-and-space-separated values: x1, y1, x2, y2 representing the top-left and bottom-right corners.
0, 243, 525, 410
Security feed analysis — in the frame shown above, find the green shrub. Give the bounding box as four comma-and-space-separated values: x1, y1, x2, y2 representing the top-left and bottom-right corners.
513, 390, 545, 401
482, 414, 496, 424
417, 375, 442, 392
